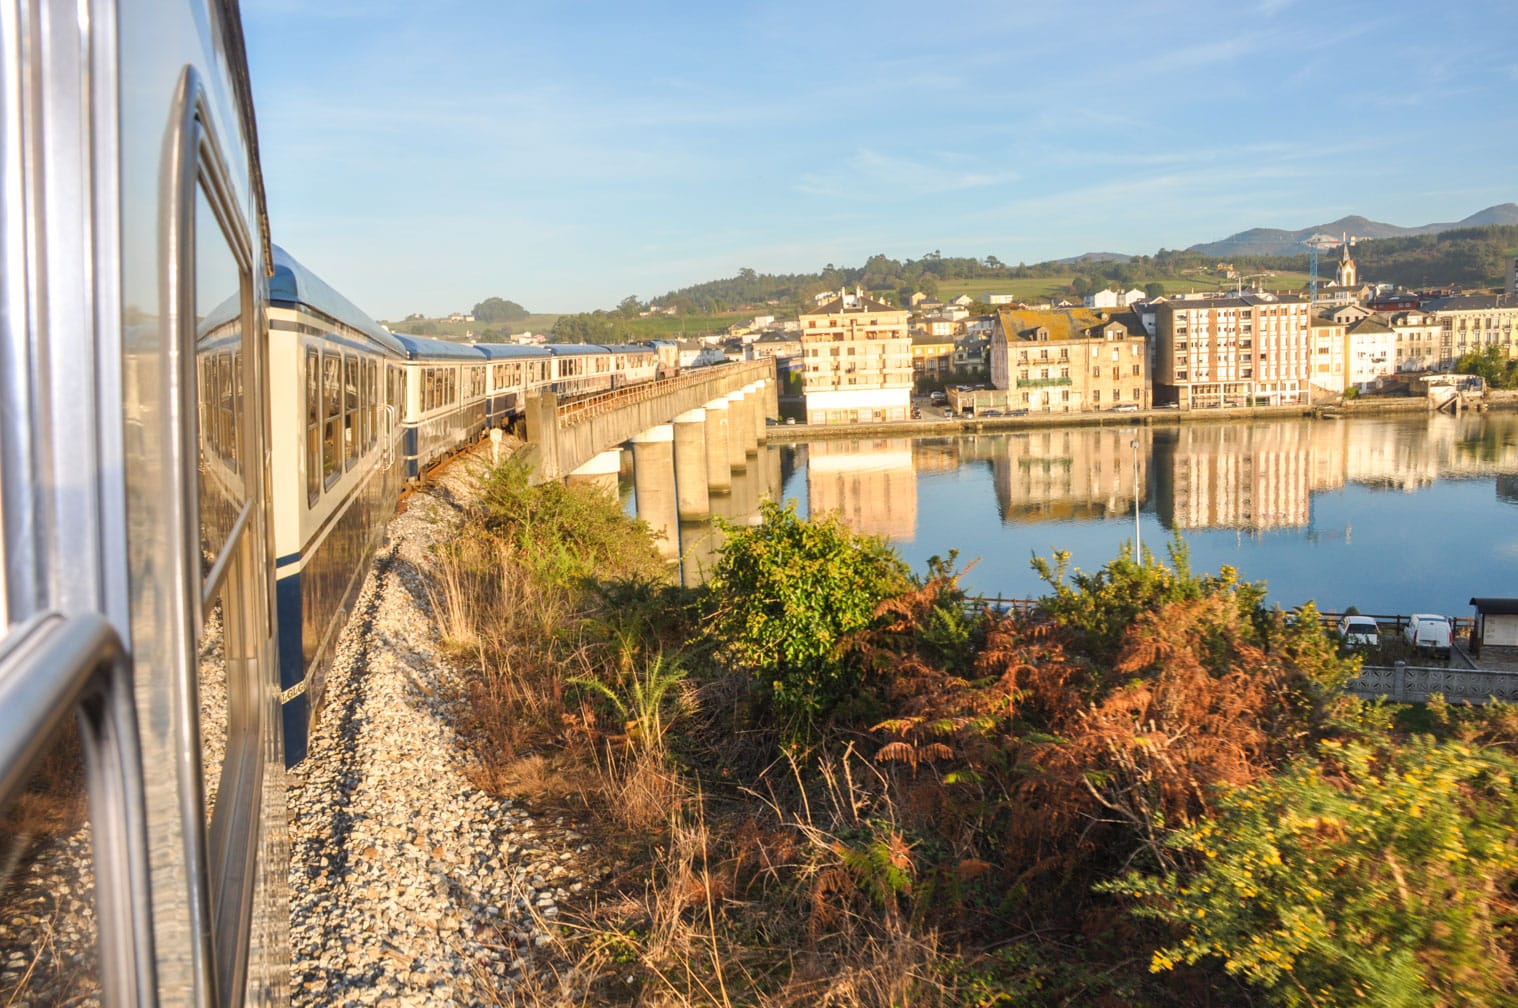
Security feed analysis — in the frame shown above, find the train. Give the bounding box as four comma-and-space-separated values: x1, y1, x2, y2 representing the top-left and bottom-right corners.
0, 1, 664, 1003
267, 246, 660, 765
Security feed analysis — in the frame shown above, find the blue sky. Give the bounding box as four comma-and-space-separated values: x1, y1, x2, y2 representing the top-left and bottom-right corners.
242, 0, 1518, 320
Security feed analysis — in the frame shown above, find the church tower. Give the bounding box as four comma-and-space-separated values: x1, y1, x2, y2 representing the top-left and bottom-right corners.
1334, 240, 1357, 288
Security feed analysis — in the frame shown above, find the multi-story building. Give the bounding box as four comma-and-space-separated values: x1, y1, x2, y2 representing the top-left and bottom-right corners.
1308, 313, 1347, 395
910, 332, 955, 384
1344, 316, 1396, 390
1153, 294, 1313, 409
1383, 309, 1443, 372
991, 308, 1148, 413
1424, 294, 1518, 368
799, 288, 912, 424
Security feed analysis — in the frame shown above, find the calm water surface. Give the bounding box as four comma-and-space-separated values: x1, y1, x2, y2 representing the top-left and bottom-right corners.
630, 412, 1518, 620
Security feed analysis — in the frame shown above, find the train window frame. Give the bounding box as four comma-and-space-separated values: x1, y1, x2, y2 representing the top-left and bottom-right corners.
172, 70, 271, 1004
321, 352, 341, 489
343, 353, 359, 471
305, 346, 321, 504
0, 613, 154, 1007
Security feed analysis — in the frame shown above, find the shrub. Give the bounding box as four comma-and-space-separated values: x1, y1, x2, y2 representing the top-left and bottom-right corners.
706, 499, 910, 737
1103, 736, 1518, 1006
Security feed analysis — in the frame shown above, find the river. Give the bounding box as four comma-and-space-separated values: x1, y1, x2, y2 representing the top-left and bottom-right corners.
624, 411, 1518, 621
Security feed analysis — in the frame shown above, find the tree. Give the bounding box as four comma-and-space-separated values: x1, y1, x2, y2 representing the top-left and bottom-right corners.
473, 296, 530, 323
1455, 345, 1518, 389
706, 500, 911, 736
1145, 281, 1166, 300
617, 295, 642, 317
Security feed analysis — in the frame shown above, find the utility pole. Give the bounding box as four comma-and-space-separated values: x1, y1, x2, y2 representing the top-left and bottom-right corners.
1132, 437, 1142, 555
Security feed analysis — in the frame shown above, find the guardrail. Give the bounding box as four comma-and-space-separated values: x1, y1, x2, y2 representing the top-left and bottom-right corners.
1347, 663, 1518, 704
556, 359, 774, 425
1312, 610, 1475, 640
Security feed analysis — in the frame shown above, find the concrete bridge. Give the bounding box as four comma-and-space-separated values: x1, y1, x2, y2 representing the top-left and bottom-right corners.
521, 358, 779, 522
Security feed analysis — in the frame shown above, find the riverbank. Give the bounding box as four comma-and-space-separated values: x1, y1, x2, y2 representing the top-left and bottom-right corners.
766, 393, 1518, 443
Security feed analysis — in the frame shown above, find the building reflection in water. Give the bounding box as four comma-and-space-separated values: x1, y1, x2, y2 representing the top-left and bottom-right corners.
805, 438, 917, 540
989, 425, 1147, 525
622, 413, 1518, 582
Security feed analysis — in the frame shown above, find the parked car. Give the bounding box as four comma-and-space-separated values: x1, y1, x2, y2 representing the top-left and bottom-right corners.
1113, 404, 1139, 413
1403, 613, 1452, 657
943, 408, 953, 418
1337, 614, 1380, 649
983, 409, 1003, 417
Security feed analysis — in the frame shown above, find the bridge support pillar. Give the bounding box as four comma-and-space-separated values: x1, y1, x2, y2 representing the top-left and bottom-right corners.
732, 388, 759, 458
671, 409, 711, 522
703, 398, 732, 494
746, 381, 769, 446
524, 391, 561, 480
630, 425, 679, 562
566, 449, 622, 499
725, 391, 749, 472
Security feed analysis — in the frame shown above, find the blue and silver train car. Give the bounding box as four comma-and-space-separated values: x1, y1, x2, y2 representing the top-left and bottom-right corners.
391, 332, 495, 479
267, 246, 408, 764
603, 344, 662, 389
545, 343, 618, 398
475, 342, 554, 429
1, 0, 289, 1002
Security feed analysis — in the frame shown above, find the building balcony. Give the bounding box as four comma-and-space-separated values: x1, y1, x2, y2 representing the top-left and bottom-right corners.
1020, 376, 1073, 389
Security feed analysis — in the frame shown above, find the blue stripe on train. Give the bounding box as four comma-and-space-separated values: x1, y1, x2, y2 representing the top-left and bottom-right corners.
276, 565, 309, 767
404, 426, 419, 479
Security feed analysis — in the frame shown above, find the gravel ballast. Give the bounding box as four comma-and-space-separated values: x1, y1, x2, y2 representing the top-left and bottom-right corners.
287, 477, 586, 1006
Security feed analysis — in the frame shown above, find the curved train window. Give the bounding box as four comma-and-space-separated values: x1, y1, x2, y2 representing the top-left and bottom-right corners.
0, 712, 96, 1002
364, 360, 378, 453
306, 347, 321, 504
192, 106, 274, 1000
343, 354, 359, 470
322, 353, 341, 488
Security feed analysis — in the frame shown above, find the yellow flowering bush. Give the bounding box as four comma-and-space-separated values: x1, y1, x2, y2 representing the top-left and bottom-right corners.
1101, 736, 1518, 1006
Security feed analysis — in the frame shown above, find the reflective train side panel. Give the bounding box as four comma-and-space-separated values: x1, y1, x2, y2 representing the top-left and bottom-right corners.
2, 0, 289, 1003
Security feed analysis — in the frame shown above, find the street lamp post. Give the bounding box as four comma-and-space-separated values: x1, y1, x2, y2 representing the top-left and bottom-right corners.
1131, 437, 1141, 555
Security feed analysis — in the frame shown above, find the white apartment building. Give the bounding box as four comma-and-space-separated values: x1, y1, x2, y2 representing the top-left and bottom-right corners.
799, 289, 912, 425
1344, 316, 1397, 391
1385, 309, 1443, 372
1153, 294, 1314, 408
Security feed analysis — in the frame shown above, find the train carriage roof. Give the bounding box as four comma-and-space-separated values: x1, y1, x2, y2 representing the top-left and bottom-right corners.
472, 343, 553, 361
390, 331, 490, 361
544, 343, 614, 356
270, 245, 407, 355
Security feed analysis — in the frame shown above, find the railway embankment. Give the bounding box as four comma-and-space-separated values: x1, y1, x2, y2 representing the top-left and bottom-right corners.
288, 438, 1518, 1007
288, 460, 594, 1006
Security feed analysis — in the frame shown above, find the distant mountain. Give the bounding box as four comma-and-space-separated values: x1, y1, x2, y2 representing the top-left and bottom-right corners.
1187, 203, 1518, 258
1053, 251, 1133, 266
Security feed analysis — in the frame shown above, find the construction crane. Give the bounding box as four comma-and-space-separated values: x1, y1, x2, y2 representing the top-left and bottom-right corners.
1234, 272, 1273, 295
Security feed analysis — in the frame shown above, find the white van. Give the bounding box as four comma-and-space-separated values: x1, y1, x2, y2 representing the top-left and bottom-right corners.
1403, 613, 1452, 657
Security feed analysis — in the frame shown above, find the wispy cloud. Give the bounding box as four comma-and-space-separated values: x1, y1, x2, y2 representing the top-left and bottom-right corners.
798, 149, 1018, 199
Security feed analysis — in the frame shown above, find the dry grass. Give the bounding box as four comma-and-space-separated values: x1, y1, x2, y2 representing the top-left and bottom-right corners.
420, 462, 955, 1006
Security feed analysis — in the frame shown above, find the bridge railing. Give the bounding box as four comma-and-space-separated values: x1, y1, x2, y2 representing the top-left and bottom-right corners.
557, 360, 775, 426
